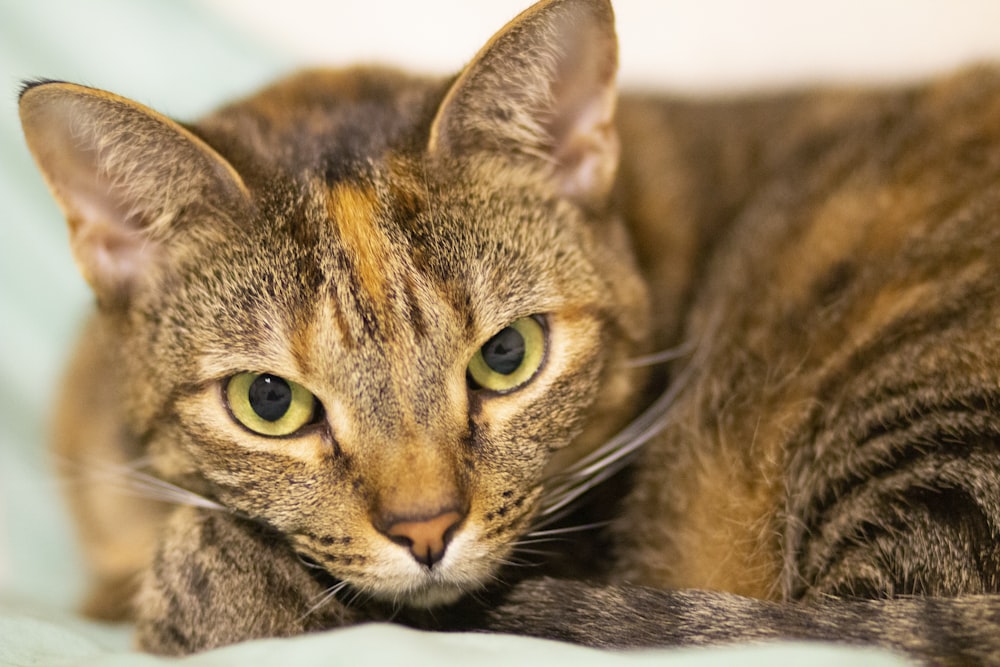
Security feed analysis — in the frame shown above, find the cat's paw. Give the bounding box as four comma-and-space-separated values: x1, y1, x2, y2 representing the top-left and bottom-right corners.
134, 506, 367, 654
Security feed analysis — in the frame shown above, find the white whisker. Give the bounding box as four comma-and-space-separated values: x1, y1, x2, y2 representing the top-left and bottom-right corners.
55, 454, 225, 511
512, 537, 567, 547
624, 339, 696, 368
345, 586, 371, 609
496, 555, 542, 568
508, 548, 557, 559
539, 307, 723, 519
300, 580, 351, 620
529, 501, 581, 532
525, 520, 610, 538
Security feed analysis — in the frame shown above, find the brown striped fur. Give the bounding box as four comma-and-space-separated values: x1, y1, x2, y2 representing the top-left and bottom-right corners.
19, 0, 1000, 662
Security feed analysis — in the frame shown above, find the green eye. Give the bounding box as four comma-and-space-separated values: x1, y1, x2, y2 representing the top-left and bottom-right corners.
226, 372, 317, 436
467, 317, 546, 392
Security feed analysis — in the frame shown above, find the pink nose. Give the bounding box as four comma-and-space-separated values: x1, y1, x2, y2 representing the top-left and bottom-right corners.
384, 510, 464, 567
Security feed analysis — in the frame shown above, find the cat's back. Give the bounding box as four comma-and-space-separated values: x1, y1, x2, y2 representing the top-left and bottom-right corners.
612, 65, 1000, 600
613, 65, 1000, 345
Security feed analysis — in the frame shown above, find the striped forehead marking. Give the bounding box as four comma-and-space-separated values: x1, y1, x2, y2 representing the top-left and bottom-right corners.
326, 182, 392, 309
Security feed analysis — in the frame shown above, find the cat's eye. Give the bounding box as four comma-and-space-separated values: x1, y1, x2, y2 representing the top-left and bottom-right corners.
467, 316, 546, 393
226, 372, 317, 437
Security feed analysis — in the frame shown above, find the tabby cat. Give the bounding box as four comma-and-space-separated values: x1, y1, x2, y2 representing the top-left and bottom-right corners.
18, 0, 1000, 662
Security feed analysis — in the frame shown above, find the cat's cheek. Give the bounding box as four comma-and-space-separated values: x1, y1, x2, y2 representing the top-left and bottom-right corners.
525, 312, 616, 472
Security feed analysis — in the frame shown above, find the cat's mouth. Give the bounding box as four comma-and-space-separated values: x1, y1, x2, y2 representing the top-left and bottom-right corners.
393, 580, 470, 608
295, 527, 495, 611
321, 565, 476, 612
365, 532, 492, 609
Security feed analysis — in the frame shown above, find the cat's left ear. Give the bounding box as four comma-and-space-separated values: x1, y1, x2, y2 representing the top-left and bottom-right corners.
428, 0, 618, 206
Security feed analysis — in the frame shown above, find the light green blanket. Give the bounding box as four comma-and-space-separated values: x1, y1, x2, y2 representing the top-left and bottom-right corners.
0, 2, 910, 664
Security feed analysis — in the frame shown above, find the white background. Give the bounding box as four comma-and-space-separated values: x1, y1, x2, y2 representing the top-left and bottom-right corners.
202, 0, 1000, 92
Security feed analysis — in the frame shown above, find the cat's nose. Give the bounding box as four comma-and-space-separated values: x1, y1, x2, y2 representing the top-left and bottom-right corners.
383, 510, 464, 568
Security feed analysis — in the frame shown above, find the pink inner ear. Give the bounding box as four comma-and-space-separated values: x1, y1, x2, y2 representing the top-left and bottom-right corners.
541, 5, 619, 203
551, 84, 619, 202
39, 103, 160, 294
70, 209, 158, 296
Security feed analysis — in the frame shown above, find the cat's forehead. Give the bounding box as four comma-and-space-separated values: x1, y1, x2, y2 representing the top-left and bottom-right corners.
193, 68, 593, 299
195, 68, 445, 184
263, 158, 589, 299
190, 162, 596, 375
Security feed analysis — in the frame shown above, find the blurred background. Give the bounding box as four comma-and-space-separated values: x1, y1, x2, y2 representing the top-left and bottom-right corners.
2, 0, 1000, 611
206, 0, 1000, 91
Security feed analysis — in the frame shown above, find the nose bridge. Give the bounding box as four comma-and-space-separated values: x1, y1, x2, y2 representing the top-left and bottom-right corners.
348, 307, 471, 564
378, 331, 467, 510
373, 427, 466, 517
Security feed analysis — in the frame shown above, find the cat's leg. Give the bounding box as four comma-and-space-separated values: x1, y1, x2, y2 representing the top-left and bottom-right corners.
135, 505, 370, 655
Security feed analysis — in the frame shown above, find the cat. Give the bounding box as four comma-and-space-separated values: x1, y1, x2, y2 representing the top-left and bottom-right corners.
18, 0, 1000, 662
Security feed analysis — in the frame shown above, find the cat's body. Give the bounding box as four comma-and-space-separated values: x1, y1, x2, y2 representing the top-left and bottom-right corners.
488, 76, 1000, 662
19, 0, 1000, 662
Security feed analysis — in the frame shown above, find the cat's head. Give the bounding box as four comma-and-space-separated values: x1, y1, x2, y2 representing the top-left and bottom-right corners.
20, 0, 650, 608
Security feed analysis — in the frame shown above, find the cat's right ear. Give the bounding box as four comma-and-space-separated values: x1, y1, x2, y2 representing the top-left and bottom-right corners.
18, 80, 250, 304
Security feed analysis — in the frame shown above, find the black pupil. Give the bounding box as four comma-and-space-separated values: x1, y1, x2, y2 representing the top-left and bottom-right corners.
248, 374, 292, 422
481, 326, 526, 375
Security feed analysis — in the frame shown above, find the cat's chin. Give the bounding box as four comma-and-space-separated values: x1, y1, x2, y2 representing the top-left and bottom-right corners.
383, 582, 468, 609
